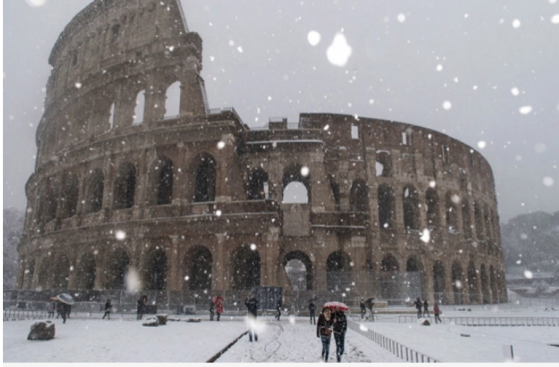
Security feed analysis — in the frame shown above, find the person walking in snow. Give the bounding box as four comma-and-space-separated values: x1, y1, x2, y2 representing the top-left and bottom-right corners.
215, 296, 223, 321
360, 299, 366, 320
434, 302, 442, 324
309, 301, 316, 324
333, 306, 347, 363
102, 299, 112, 320
245, 294, 259, 342
316, 306, 333, 362
413, 297, 422, 319
137, 295, 147, 320
209, 300, 215, 321
423, 299, 430, 318
275, 299, 282, 321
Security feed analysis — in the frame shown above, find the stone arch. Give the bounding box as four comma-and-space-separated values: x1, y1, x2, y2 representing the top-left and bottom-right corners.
193, 153, 217, 202
106, 247, 130, 290
480, 264, 490, 304
376, 151, 392, 177
326, 251, 353, 292
247, 167, 269, 200
433, 260, 446, 303
143, 246, 168, 291
133, 90, 146, 124
149, 156, 174, 206
282, 164, 311, 204
405, 256, 426, 300
76, 252, 96, 290
474, 202, 484, 241
451, 261, 465, 305
183, 245, 213, 291
53, 254, 70, 289
113, 162, 136, 209
489, 265, 498, 303
85, 169, 104, 214
445, 192, 459, 231
164, 81, 181, 118
461, 199, 473, 239
403, 185, 420, 230
380, 254, 400, 301
61, 172, 80, 219
425, 188, 439, 227
467, 261, 480, 304
349, 179, 369, 212
378, 184, 395, 229
231, 245, 261, 290
283, 251, 313, 291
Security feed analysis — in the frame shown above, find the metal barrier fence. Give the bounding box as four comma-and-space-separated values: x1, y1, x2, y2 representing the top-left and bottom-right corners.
347, 320, 439, 363
397, 315, 559, 327
3, 309, 48, 321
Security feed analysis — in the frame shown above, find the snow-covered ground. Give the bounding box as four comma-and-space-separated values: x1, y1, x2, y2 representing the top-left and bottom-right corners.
3, 304, 559, 363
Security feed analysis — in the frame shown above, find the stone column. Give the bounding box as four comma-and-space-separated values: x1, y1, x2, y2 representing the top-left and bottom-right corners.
168, 235, 181, 291
213, 233, 227, 290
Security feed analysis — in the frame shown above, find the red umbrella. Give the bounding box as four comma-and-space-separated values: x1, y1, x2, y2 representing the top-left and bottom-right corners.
213, 296, 224, 304
323, 301, 349, 311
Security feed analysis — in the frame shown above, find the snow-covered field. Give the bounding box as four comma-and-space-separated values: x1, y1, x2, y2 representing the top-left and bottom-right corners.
3, 305, 559, 363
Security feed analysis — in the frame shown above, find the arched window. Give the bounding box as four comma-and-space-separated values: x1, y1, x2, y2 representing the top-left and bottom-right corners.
107, 248, 130, 290
183, 246, 213, 291
445, 192, 459, 231
283, 251, 313, 291
164, 81, 181, 118
378, 184, 394, 229
194, 155, 216, 202
433, 260, 446, 303
149, 157, 173, 205
380, 254, 400, 301
232, 245, 260, 290
147, 248, 167, 291
247, 168, 269, 200
461, 200, 472, 239
85, 169, 104, 214
403, 185, 419, 230
114, 163, 136, 209
61, 173, 79, 219
76, 253, 96, 290
376, 152, 392, 177
133, 90, 146, 125
425, 188, 439, 227
282, 164, 311, 204
480, 264, 490, 304
467, 261, 479, 304
349, 180, 369, 212
474, 202, 484, 240
451, 261, 465, 305
326, 251, 353, 292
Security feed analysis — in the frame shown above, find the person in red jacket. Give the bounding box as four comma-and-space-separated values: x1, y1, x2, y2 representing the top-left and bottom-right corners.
434, 302, 442, 324
215, 296, 224, 321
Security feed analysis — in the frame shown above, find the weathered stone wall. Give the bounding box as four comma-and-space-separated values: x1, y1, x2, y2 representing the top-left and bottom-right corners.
18, 0, 507, 305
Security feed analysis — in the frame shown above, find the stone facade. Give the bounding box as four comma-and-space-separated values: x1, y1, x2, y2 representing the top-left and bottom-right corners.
17, 0, 507, 305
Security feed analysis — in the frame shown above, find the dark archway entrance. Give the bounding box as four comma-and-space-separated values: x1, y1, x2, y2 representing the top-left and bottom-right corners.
232, 246, 261, 290
326, 251, 353, 292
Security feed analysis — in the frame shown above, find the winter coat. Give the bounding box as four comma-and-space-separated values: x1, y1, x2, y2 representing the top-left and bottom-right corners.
414, 298, 422, 310
423, 300, 429, 310
333, 311, 347, 334
216, 301, 223, 314
316, 313, 333, 338
245, 297, 259, 317
434, 303, 441, 315
137, 299, 145, 313
104, 302, 112, 311
209, 302, 215, 312
360, 301, 366, 312
309, 302, 316, 313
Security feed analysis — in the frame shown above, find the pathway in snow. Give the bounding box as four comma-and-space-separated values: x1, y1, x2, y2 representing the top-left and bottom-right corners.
216, 317, 400, 363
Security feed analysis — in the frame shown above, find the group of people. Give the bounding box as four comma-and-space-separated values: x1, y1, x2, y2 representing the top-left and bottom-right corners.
209, 296, 224, 321
413, 297, 442, 323
359, 299, 375, 321
47, 299, 72, 323
317, 305, 347, 363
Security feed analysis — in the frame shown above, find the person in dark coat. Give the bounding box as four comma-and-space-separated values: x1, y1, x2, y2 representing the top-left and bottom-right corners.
309, 301, 316, 324
333, 306, 348, 363
137, 295, 147, 320
413, 297, 422, 319
423, 299, 430, 317
57, 301, 71, 324
209, 301, 215, 321
102, 299, 112, 320
275, 299, 282, 321
366, 299, 375, 322
434, 302, 442, 324
245, 294, 259, 342
316, 306, 333, 362
360, 299, 366, 320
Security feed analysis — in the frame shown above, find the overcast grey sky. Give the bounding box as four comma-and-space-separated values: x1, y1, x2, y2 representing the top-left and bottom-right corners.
3, 0, 558, 222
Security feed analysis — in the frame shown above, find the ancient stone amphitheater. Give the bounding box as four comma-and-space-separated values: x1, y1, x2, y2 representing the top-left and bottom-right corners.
16, 0, 507, 308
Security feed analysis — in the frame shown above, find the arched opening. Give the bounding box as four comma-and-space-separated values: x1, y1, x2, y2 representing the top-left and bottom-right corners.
376, 152, 392, 177
326, 251, 353, 292
231, 245, 261, 290
425, 188, 439, 227
85, 169, 104, 214
133, 90, 146, 124
38, 260, 51, 289
405, 256, 425, 300
489, 265, 498, 304
114, 163, 136, 209
194, 154, 216, 202
76, 253, 96, 290
433, 260, 446, 303
349, 180, 369, 212
61, 173, 79, 219
25, 258, 35, 289
149, 157, 173, 205
380, 254, 400, 302
378, 184, 395, 229
284, 251, 313, 291
403, 185, 420, 230
461, 200, 472, 239
484, 205, 493, 243
41, 178, 57, 223
445, 192, 459, 231
107, 248, 130, 290
183, 246, 213, 291
53, 254, 70, 289
330, 180, 340, 211
451, 261, 465, 305
146, 248, 167, 291
164, 81, 181, 118
247, 168, 269, 200
467, 261, 479, 304
480, 264, 490, 304
282, 164, 311, 204
474, 202, 484, 241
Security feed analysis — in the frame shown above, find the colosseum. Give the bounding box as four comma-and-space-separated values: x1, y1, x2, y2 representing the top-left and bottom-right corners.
16, 0, 507, 310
